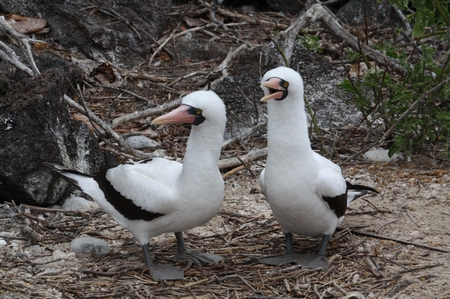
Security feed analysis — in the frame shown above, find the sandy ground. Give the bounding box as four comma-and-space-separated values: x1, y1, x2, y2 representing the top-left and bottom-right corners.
1, 155, 449, 299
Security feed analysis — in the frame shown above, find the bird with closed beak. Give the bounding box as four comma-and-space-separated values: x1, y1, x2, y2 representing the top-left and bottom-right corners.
45, 90, 227, 280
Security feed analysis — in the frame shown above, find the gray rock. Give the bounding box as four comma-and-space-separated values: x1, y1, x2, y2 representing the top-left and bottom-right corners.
62, 196, 98, 211
265, 0, 304, 15
124, 135, 161, 149
166, 33, 229, 63
0, 54, 103, 206
213, 43, 362, 139
336, 0, 403, 29
364, 149, 403, 162
0, 0, 171, 65
70, 236, 110, 258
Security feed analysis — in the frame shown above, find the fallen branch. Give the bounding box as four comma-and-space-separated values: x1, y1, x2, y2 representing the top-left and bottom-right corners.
218, 147, 267, 169
222, 122, 266, 149
349, 229, 450, 253
148, 25, 178, 66
276, 2, 406, 75
202, 1, 288, 30
121, 71, 171, 83
91, 83, 149, 102
111, 97, 182, 129
222, 165, 245, 179
209, 44, 251, 90
63, 94, 152, 159
303, 3, 406, 75
0, 16, 40, 77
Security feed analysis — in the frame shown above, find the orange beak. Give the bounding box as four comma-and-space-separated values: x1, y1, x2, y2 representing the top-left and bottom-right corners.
151, 104, 196, 125
260, 77, 285, 102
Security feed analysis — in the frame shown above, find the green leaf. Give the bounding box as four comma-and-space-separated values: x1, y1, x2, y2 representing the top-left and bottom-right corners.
436, 112, 450, 122
389, 136, 405, 157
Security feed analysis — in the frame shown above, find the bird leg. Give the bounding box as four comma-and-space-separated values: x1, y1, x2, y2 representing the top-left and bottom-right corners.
173, 232, 225, 264
142, 243, 184, 281
260, 233, 330, 270
295, 234, 331, 270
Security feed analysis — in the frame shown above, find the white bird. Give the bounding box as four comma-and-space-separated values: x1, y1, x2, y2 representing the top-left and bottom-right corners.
259, 66, 377, 270
44, 90, 227, 280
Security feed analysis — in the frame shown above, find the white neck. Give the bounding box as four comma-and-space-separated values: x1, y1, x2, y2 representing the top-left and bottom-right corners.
266, 98, 314, 162
179, 123, 224, 185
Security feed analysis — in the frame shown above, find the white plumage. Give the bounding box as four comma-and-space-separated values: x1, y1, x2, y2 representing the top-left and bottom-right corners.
259, 66, 376, 269
45, 90, 227, 280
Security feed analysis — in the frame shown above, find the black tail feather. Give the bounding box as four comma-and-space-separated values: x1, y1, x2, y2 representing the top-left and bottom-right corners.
43, 162, 92, 190
346, 181, 379, 193
104, 150, 120, 169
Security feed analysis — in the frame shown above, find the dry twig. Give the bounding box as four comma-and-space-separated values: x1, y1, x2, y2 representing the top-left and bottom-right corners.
0, 16, 40, 76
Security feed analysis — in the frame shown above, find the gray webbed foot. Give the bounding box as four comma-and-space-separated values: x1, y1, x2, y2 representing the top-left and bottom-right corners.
149, 263, 184, 281
260, 232, 330, 270
174, 232, 225, 265
142, 243, 184, 281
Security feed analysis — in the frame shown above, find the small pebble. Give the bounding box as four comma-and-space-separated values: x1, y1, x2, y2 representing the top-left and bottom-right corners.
70, 236, 110, 258
152, 149, 166, 157
62, 196, 98, 211
0, 238, 6, 246
364, 149, 403, 162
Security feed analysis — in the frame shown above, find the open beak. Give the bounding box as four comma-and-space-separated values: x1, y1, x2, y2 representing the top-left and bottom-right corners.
151, 104, 196, 125
260, 78, 285, 102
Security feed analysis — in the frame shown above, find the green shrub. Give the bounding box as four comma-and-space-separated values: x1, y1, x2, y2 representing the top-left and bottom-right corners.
340, 0, 450, 158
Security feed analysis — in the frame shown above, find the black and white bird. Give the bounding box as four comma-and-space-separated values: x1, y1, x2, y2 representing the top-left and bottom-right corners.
44, 90, 227, 281
259, 66, 377, 270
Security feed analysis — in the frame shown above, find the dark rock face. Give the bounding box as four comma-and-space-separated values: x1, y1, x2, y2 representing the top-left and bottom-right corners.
0, 54, 103, 206
265, 0, 305, 15
336, 0, 402, 28
214, 44, 361, 139
0, 0, 172, 65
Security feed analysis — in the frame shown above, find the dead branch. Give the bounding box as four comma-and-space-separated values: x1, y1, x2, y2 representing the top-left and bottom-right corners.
349, 229, 450, 253
111, 96, 182, 129
210, 0, 228, 31
91, 83, 149, 102
148, 25, 178, 66
63, 94, 152, 159
121, 71, 171, 83
277, 2, 406, 75
222, 122, 266, 149
209, 44, 251, 90
202, 1, 288, 30
218, 147, 267, 169
303, 3, 406, 75
222, 165, 245, 179
0, 16, 40, 77
364, 256, 383, 278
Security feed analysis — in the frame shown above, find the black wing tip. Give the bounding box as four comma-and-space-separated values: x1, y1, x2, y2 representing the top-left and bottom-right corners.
346, 181, 379, 194
104, 150, 120, 169
43, 162, 93, 190
323, 193, 347, 218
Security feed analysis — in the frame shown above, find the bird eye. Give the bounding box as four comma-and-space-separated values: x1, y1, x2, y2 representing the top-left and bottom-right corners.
283, 81, 289, 88
196, 109, 202, 115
